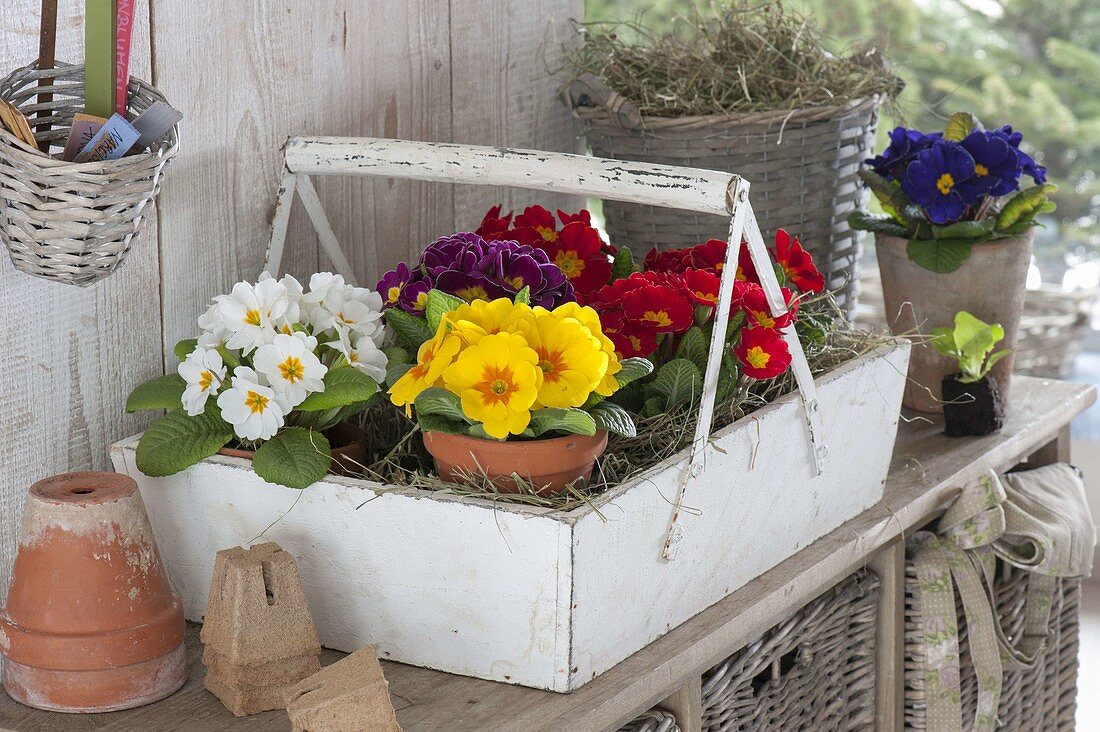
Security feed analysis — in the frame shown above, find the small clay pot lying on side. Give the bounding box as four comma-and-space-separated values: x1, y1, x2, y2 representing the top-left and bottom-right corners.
941, 373, 1005, 437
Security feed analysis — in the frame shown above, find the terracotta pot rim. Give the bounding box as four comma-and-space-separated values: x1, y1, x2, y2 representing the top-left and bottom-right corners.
422, 430, 609, 449
29, 471, 137, 506
875, 230, 1035, 249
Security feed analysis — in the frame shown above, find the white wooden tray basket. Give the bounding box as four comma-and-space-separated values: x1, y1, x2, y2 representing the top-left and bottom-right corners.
111, 138, 909, 692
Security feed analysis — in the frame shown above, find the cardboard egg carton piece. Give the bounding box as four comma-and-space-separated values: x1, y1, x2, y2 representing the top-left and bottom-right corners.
287, 645, 402, 732
200, 542, 321, 716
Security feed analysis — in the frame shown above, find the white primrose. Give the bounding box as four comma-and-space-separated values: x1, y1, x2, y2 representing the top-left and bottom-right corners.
253, 332, 328, 408
177, 346, 226, 416
326, 330, 389, 383
216, 366, 289, 441
215, 277, 292, 353
130, 271, 391, 490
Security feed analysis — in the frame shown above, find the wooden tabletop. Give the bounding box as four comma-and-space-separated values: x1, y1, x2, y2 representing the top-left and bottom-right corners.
0, 376, 1094, 732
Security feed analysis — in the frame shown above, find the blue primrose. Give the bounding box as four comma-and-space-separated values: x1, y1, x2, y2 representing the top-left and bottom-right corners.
960, 130, 1021, 198
902, 141, 978, 224
865, 126, 942, 181
991, 125, 1047, 184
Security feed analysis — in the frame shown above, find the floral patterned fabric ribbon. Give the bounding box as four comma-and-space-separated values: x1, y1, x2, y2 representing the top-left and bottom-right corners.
912, 463, 1095, 731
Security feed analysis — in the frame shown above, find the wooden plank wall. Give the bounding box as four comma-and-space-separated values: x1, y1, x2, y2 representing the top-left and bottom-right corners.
0, 0, 164, 604
0, 0, 582, 604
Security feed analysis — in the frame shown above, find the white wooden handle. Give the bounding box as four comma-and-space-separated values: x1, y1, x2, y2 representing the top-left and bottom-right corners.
283, 136, 735, 216
266, 137, 827, 561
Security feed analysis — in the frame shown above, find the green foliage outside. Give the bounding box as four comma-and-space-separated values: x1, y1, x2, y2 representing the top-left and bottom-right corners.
583, 0, 1100, 274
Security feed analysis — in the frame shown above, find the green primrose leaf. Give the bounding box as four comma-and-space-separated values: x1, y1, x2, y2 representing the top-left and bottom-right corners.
528, 408, 598, 437
674, 327, 709, 372
126, 374, 187, 413
906, 239, 974, 273
384, 307, 435, 351
385, 362, 413, 388
136, 409, 233, 477
174, 338, 198, 362
297, 367, 379, 411
589, 401, 636, 437
513, 286, 531, 306
932, 220, 995, 240
217, 346, 241, 369
382, 345, 409, 366
649, 358, 703, 409
426, 289, 466, 332
418, 413, 469, 435
613, 357, 655, 390
847, 211, 910, 237
414, 387, 469, 422
943, 111, 982, 141
856, 170, 909, 222
996, 183, 1057, 230
252, 428, 333, 489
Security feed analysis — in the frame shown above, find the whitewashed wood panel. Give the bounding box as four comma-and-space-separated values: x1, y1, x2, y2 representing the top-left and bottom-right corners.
151, 0, 452, 351
450, 0, 584, 226
0, 0, 163, 605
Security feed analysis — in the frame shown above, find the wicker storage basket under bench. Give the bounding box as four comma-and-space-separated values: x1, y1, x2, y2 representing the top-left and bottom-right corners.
904, 560, 1081, 730
700, 570, 879, 731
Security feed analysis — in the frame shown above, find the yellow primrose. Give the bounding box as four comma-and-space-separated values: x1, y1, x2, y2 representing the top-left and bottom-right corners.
445, 297, 531, 346
545, 302, 622, 397
389, 330, 462, 414
511, 310, 608, 409
442, 332, 542, 439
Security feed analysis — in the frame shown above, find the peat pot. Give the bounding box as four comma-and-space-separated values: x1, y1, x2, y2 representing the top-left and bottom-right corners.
423, 430, 609, 496
876, 232, 1033, 413
0, 472, 186, 712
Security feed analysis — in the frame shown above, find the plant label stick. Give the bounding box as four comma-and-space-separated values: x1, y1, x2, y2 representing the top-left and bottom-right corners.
84, 0, 117, 118
62, 113, 107, 161
115, 0, 135, 115
74, 113, 139, 163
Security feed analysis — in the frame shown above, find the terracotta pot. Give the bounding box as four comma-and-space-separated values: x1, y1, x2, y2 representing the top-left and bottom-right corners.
219, 421, 367, 476
876, 231, 1032, 413
0, 472, 187, 712
423, 430, 609, 496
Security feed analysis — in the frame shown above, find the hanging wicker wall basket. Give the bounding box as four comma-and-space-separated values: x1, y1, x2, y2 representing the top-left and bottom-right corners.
0, 62, 179, 287
564, 75, 880, 318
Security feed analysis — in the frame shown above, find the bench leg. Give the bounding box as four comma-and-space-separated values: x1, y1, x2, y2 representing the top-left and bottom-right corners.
660, 676, 702, 732
870, 538, 905, 731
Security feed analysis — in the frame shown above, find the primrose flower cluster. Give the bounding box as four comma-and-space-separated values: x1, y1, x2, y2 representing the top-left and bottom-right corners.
129, 273, 391, 488
867, 122, 1046, 225
390, 298, 629, 439
475, 205, 619, 299
376, 230, 573, 313
851, 113, 1056, 273
588, 230, 823, 380
179, 272, 388, 441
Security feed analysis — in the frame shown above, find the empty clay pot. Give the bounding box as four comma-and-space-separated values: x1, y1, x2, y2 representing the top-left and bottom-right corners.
219, 421, 366, 476
423, 430, 608, 496
875, 231, 1032, 413
0, 472, 187, 713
